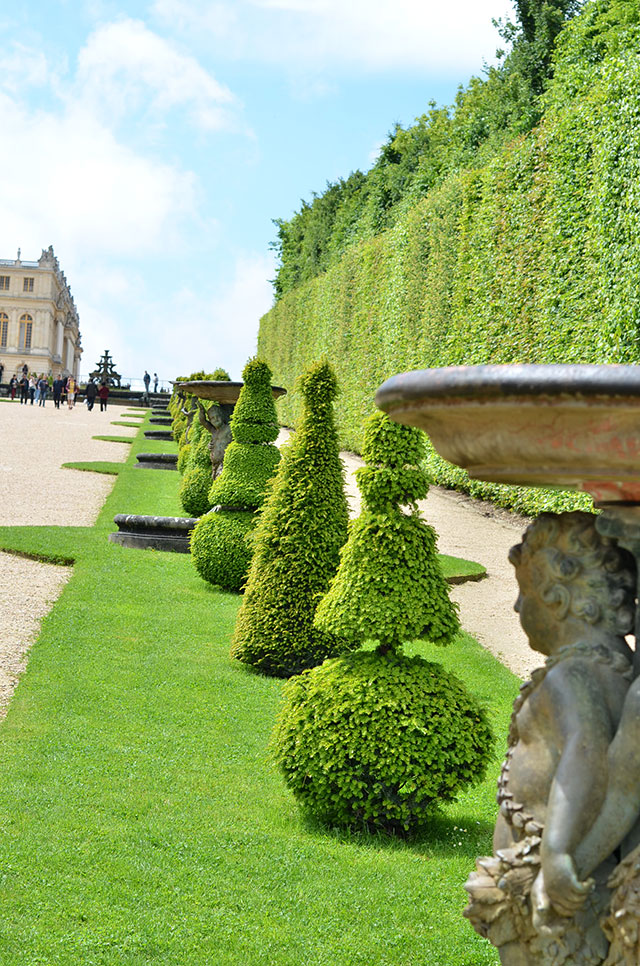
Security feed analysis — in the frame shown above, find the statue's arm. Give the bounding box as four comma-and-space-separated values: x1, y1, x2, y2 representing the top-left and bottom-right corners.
538, 663, 610, 915
574, 676, 640, 878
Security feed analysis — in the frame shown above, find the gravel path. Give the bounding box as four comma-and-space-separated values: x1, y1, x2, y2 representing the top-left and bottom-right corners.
0, 400, 138, 717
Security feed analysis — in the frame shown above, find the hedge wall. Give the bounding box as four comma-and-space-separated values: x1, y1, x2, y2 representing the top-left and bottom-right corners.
258, 4, 640, 514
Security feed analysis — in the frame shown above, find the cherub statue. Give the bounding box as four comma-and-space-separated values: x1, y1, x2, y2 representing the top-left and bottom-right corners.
465, 511, 637, 965
196, 399, 233, 479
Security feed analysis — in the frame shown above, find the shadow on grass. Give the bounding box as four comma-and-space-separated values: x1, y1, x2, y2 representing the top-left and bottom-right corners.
297, 808, 494, 859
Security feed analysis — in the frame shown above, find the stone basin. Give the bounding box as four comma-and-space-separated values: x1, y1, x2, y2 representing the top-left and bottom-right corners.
110, 514, 198, 552
144, 429, 173, 441
135, 453, 178, 471
174, 380, 286, 403
376, 363, 640, 504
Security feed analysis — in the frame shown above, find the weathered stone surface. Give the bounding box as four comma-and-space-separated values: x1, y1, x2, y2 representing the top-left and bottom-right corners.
149, 417, 172, 426
135, 453, 178, 471
109, 514, 198, 552
144, 429, 173, 440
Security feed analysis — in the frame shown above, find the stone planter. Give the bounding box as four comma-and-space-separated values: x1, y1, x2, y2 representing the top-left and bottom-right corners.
109, 514, 198, 551
135, 453, 178, 471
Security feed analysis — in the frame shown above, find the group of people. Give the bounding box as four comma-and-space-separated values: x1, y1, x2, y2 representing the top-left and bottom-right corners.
8, 372, 110, 411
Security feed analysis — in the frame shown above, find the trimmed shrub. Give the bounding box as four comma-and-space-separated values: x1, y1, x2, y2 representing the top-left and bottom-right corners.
189, 510, 255, 592
271, 650, 494, 833
179, 464, 212, 517
315, 412, 459, 649
231, 360, 349, 677
208, 443, 281, 508
190, 358, 281, 591
177, 442, 192, 475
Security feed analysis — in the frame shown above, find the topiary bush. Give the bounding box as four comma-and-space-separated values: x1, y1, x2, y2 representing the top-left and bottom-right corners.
177, 442, 192, 475
231, 360, 349, 676
271, 649, 493, 833
190, 358, 281, 591
315, 411, 460, 649
270, 411, 490, 833
189, 510, 255, 591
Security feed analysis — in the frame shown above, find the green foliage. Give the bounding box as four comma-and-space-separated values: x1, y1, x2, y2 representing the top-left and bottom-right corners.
231, 361, 350, 677
271, 649, 494, 833
179, 464, 212, 517
259, 1, 640, 516
177, 442, 192, 475
269, 2, 586, 299
230, 358, 279, 443
208, 442, 281, 508
190, 509, 255, 592
362, 412, 425, 467
315, 413, 459, 649
191, 358, 281, 589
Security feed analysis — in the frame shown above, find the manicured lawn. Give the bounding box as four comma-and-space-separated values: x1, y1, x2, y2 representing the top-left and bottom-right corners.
93, 436, 135, 444
62, 461, 125, 475
0, 424, 515, 965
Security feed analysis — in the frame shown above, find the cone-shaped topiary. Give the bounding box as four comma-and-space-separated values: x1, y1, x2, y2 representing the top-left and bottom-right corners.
177, 442, 192, 475
271, 650, 493, 833
231, 360, 349, 676
190, 358, 281, 592
315, 411, 460, 649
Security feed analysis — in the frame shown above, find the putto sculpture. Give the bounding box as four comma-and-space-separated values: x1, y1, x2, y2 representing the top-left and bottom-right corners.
465, 511, 637, 964
374, 363, 640, 966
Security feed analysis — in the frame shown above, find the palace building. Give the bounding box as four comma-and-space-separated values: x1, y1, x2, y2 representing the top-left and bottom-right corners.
0, 247, 82, 381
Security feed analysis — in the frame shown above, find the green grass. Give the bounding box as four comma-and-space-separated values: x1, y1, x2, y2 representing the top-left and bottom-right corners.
111, 421, 144, 428
62, 461, 124, 475
0, 428, 514, 964
440, 554, 486, 583
93, 435, 134, 444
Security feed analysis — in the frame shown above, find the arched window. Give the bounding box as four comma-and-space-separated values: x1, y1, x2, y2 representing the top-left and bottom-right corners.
19, 314, 32, 350
0, 313, 7, 348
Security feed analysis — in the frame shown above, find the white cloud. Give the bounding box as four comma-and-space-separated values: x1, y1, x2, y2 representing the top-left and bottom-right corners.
0, 42, 51, 93
0, 93, 197, 261
75, 18, 238, 131
153, 0, 512, 74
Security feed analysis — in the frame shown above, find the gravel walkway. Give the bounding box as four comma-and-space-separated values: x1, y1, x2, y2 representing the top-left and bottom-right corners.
0, 400, 138, 716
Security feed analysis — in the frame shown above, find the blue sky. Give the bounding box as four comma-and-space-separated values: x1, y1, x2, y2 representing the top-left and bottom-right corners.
1, 0, 512, 386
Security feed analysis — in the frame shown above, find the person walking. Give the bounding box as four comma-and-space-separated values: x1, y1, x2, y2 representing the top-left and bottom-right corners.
98, 381, 110, 412
9, 376, 17, 401
19, 374, 28, 404
143, 370, 151, 392
28, 375, 36, 404
38, 376, 48, 407
52, 376, 63, 409
34, 376, 41, 405
85, 377, 97, 412
153, 372, 158, 392
66, 375, 77, 409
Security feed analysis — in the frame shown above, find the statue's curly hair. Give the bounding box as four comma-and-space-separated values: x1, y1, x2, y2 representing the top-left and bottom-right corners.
509, 512, 636, 636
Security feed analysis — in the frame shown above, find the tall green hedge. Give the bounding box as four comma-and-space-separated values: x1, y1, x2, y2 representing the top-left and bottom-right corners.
258, 1, 640, 515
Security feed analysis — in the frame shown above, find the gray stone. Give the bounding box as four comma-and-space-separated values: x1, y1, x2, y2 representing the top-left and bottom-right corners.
109, 514, 198, 552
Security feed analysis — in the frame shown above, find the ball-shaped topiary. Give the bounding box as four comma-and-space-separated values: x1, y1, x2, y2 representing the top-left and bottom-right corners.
315, 411, 459, 649
190, 509, 255, 592
271, 649, 493, 833
190, 358, 281, 590
231, 360, 350, 676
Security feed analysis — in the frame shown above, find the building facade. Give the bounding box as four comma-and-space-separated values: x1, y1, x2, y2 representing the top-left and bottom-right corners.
0, 247, 82, 382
